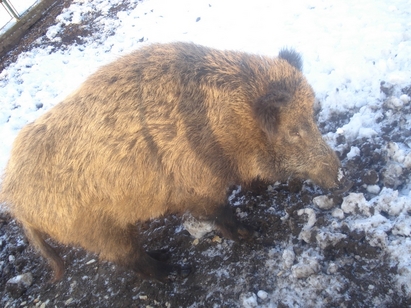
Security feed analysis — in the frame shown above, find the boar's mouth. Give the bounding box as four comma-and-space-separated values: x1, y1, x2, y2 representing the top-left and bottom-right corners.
302, 165, 339, 191
313, 172, 353, 194
330, 176, 353, 194
304, 166, 352, 194
306, 176, 352, 194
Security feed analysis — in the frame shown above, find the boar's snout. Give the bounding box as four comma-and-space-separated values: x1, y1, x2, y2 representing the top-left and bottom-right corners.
306, 143, 353, 193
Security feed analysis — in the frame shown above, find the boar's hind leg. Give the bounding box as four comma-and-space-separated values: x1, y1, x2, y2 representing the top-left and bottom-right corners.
24, 226, 65, 282
211, 204, 254, 241
70, 211, 189, 281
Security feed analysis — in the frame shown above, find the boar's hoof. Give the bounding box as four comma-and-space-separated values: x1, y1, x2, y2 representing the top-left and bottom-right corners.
237, 224, 256, 240
216, 221, 254, 242
144, 263, 191, 282
160, 264, 191, 282
172, 265, 191, 280
147, 249, 170, 262
214, 205, 255, 241
146, 250, 191, 280
133, 253, 191, 282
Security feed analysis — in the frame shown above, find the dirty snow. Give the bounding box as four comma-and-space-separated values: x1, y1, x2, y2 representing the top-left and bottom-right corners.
1, 0, 411, 307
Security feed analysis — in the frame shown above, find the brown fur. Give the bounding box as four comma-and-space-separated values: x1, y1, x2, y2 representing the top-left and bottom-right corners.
0, 42, 341, 281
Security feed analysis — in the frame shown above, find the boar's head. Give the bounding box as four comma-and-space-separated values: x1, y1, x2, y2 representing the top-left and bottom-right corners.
252, 49, 341, 190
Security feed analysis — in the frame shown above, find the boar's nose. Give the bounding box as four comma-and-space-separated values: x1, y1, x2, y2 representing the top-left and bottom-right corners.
312, 150, 344, 190
331, 173, 353, 194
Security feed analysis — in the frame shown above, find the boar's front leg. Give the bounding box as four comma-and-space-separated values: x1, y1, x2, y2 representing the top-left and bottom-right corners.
212, 204, 254, 241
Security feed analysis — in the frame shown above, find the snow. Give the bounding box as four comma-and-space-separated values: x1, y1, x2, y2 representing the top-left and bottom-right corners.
291, 256, 320, 279
6, 272, 33, 287
341, 193, 372, 216
256, 290, 268, 301
346, 146, 360, 159
1, 0, 411, 306
183, 214, 215, 239
282, 248, 295, 269
240, 292, 258, 308
312, 195, 334, 210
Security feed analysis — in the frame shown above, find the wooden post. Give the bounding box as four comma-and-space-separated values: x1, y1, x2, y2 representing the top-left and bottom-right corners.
1, 0, 58, 59
1, 0, 21, 20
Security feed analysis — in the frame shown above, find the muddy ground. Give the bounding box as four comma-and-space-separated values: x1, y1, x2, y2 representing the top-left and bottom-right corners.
1, 1, 411, 307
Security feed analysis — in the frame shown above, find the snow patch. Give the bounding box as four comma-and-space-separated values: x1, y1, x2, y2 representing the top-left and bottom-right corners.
183, 214, 215, 239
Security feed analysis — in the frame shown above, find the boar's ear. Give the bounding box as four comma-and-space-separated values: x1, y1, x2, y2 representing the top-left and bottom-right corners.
253, 85, 292, 135
279, 48, 303, 71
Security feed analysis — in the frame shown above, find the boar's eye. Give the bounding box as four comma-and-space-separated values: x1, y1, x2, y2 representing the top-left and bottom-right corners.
290, 130, 301, 137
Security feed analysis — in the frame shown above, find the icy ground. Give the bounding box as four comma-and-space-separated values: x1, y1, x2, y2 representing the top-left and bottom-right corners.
1, 0, 411, 307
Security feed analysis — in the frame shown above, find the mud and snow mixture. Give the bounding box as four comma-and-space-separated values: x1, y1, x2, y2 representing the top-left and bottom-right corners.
1, 0, 411, 307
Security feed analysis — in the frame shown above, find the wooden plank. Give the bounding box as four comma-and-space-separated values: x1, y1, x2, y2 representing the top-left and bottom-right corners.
0, 0, 58, 59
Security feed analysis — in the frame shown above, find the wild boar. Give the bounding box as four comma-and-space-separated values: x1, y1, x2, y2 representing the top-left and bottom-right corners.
0, 42, 343, 282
